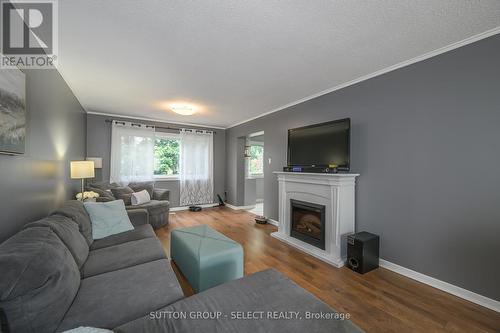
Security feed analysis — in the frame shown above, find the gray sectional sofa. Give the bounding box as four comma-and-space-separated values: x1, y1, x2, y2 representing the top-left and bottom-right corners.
86, 181, 171, 229
0, 200, 361, 333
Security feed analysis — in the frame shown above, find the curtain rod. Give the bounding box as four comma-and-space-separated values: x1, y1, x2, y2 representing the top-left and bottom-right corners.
104, 119, 216, 134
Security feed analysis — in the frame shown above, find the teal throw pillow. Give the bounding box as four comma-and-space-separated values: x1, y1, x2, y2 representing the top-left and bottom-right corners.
83, 200, 134, 240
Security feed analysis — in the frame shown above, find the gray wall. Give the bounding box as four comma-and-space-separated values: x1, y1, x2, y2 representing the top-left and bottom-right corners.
250, 136, 265, 200
0, 69, 87, 242
243, 178, 263, 205
86, 114, 226, 207
243, 178, 256, 206
255, 177, 263, 200
234, 136, 247, 205
225, 35, 500, 300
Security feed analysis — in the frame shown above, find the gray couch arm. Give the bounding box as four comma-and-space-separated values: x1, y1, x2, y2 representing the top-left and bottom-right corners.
113, 269, 359, 333
127, 209, 149, 227
153, 188, 170, 201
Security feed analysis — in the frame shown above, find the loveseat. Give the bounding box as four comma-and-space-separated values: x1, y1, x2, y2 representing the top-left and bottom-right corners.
86, 181, 170, 229
0, 200, 362, 333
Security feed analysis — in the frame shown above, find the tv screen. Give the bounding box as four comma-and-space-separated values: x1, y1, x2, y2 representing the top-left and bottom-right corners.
287, 118, 350, 170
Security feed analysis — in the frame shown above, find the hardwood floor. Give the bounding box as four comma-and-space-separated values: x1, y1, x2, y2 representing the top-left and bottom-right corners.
155, 207, 500, 333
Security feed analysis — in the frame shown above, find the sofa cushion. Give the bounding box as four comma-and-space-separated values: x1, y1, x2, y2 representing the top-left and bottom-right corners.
125, 199, 169, 213
52, 200, 94, 245
126, 208, 150, 227
84, 200, 134, 240
126, 200, 170, 229
82, 237, 167, 278
24, 215, 89, 268
0, 227, 80, 333
85, 186, 116, 202
87, 181, 120, 191
111, 186, 134, 205
89, 224, 155, 250
152, 188, 170, 201
58, 259, 184, 331
125, 200, 170, 229
115, 269, 362, 333
62, 327, 114, 333
128, 181, 154, 198
0, 308, 8, 333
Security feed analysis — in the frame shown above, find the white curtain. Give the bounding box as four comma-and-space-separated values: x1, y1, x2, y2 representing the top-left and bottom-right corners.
179, 129, 214, 206
110, 121, 155, 184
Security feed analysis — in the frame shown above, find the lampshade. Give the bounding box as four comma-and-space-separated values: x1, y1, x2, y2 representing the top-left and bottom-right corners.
86, 157, 102, 169
70, 161, 95, 179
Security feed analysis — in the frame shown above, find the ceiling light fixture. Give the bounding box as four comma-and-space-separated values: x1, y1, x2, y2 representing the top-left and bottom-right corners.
170, 105, 196, 116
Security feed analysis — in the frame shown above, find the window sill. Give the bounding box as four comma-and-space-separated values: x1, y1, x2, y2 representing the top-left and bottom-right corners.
154, 176, 179, 181
247, 175, 264, 179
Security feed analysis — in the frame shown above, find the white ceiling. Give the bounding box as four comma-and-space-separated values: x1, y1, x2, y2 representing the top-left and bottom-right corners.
57, 0, 500, 128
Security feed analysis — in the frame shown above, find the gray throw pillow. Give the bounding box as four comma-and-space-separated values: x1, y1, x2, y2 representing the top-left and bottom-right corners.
111, 186, 134, 206
128, 181, 155, 198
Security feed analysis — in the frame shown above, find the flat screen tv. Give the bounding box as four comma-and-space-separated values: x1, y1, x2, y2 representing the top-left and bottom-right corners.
287, 118, 350, 171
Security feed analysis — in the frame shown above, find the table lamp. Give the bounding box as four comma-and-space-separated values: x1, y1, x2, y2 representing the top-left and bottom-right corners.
71, 161, 95, 196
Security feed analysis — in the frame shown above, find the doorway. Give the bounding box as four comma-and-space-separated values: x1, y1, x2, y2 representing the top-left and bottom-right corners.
244, 131, 264, 216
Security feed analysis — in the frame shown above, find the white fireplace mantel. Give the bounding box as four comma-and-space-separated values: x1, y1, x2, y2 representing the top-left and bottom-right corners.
271, 171, 359, 267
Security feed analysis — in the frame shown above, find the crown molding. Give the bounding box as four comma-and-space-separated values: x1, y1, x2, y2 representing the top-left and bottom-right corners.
227, 26, 500, 129
85, 110, 226, 130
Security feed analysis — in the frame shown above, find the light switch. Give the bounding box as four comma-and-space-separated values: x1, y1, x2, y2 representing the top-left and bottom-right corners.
268, 158, 272, 165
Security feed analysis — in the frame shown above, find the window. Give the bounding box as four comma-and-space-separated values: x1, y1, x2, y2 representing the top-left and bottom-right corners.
248, 144, 264, 177
154, 133, 180, 178
110, 122, 155, 184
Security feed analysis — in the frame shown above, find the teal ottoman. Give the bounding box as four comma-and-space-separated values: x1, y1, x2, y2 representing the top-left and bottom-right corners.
171, 225, 244, 292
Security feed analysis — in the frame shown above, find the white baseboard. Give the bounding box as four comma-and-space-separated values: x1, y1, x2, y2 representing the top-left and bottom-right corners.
224, 203, 256, 210
226, 203, 279, 226
170, 203, 219, 212
267, 218, 279, 227
379, 259, 500, 313
197, 205, 499, 311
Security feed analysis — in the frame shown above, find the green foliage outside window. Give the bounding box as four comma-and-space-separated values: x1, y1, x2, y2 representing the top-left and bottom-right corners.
249, 145, 264, 176
154, 138, 180, 176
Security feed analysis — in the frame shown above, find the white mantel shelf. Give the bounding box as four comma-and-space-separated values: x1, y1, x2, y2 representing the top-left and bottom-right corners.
271, 171, 359, 268
274, 171, 360, 177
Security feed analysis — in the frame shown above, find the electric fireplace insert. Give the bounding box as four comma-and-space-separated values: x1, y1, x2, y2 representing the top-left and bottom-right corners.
290, 199, 326, 250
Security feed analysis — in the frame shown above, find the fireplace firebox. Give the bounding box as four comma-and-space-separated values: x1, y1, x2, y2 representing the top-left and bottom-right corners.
290, 199, 326, 250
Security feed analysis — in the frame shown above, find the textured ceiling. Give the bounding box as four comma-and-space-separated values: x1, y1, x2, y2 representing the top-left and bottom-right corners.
57, 0, 500, 128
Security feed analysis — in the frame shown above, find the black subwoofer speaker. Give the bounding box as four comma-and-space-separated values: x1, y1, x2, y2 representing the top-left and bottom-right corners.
347, 231, 379, 274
